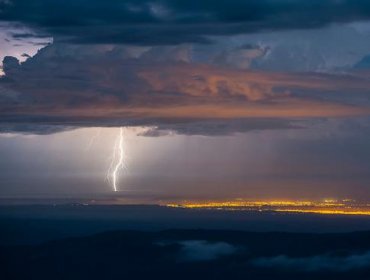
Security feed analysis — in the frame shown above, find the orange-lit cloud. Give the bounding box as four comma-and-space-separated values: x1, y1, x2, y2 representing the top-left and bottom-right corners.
1, 44, 370, 134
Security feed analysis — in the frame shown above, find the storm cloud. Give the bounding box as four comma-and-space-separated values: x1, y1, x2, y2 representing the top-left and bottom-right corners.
0, 43, 370, 135
1, 2, 370, 135
2, 0, 370, 45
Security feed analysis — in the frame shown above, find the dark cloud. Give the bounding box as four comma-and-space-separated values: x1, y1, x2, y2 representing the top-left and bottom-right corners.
355, 54, 370, 69
0, 117, 303, 136
2, 55, 19, 74
0, 43, 370, 135
1, 0, 370, 45
252, 251, 370, 271
0, 123, 74, 135
9, 32, 51, 40
138, 119, 304, 137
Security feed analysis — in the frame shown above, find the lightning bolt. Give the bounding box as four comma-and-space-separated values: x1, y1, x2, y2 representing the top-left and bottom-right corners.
107, 127, 126, 192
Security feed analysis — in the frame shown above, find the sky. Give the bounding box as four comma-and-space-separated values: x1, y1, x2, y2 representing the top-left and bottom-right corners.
0, 0, 370, 201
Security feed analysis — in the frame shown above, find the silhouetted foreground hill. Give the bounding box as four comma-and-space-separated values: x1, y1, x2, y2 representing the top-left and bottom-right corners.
3, 205, 370, 246
2, 230, 370, 279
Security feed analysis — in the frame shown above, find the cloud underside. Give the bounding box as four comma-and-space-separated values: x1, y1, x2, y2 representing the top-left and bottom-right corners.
1, 43, 370, 135
2, 0, 370, 45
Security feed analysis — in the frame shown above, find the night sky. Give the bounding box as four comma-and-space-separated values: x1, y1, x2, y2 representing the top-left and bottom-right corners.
1, 0, 370, 201
4, 2, 370, 280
